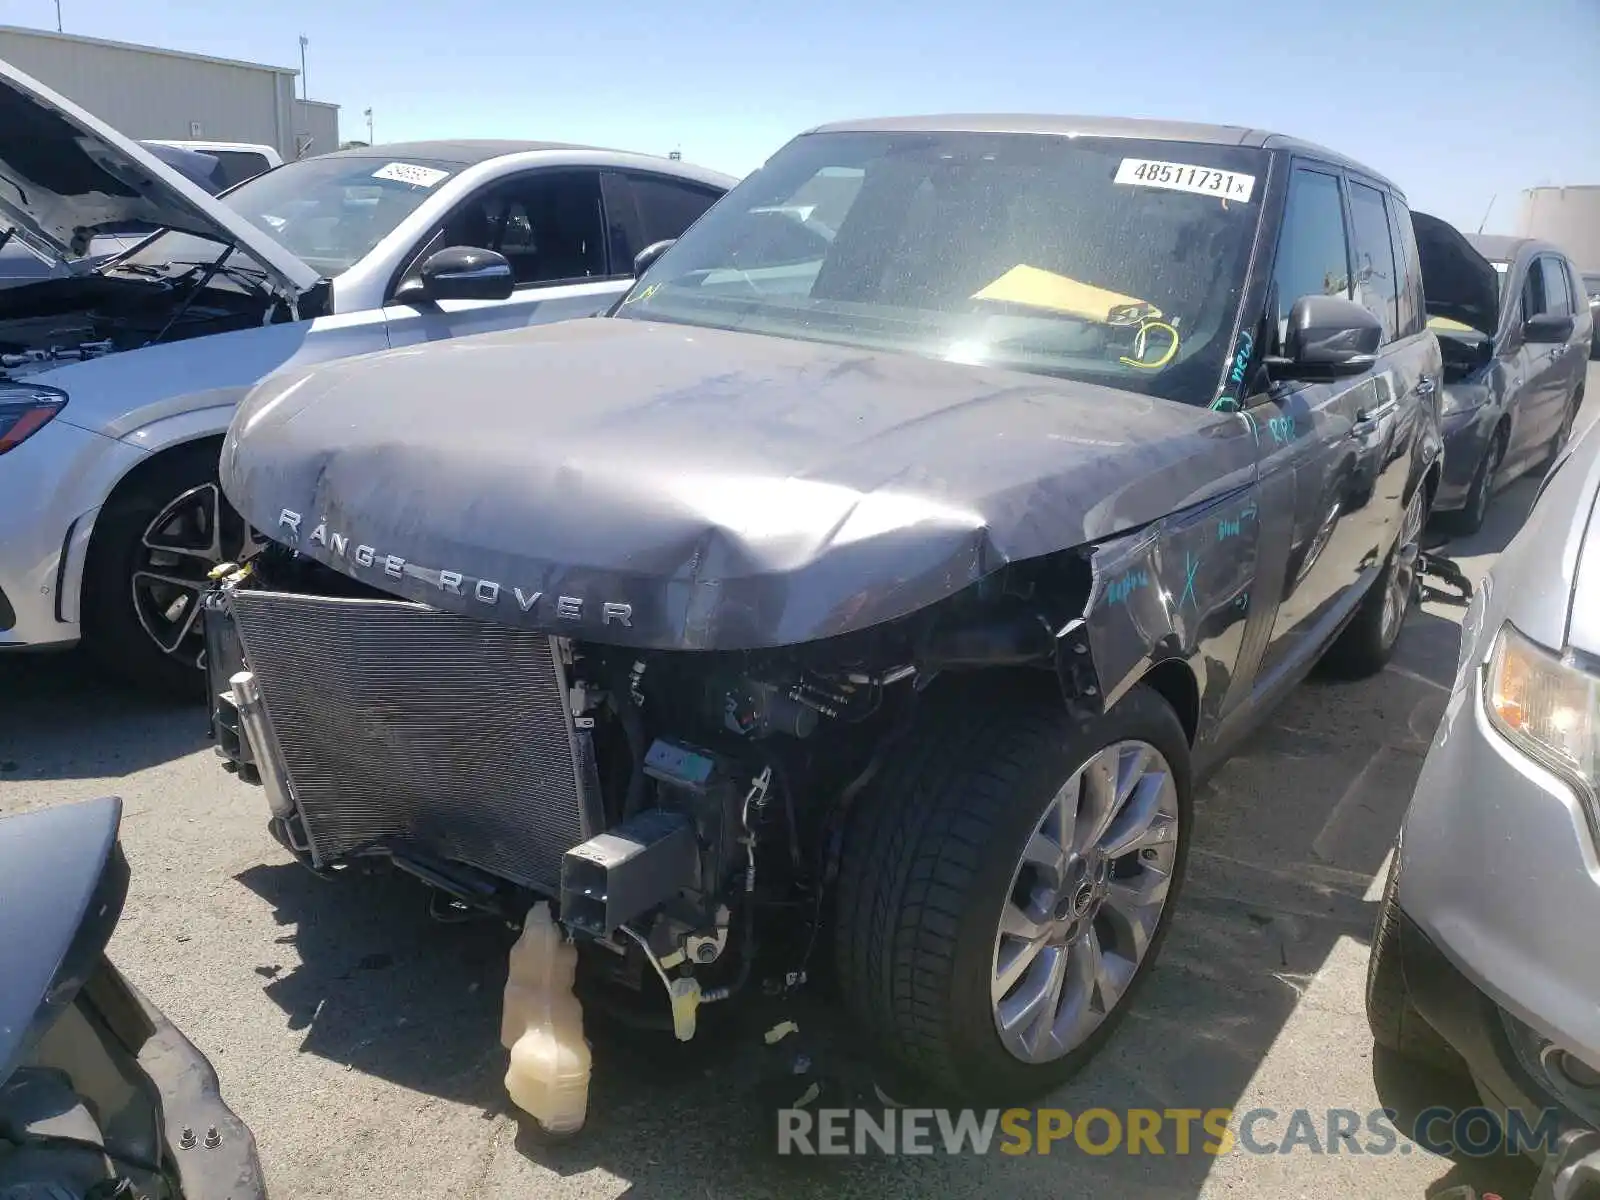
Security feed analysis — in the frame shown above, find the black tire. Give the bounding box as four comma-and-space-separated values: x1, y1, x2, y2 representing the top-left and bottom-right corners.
834, 679, 1193, 1102
1438, 425, 1505, 538
1542, 384, 1584, 471
1319, 484, 1426, 680
81, 441, 238, 698
1366, 850, 1462, 1073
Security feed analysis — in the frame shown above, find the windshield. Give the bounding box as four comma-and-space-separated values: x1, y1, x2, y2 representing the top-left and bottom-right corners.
614, 131, 1267, 404
117, 154, 461, 280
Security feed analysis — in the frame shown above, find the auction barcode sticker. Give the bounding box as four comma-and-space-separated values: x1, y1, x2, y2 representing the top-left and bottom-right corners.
1114, 158, 1255, 203
372, 162, 450, 188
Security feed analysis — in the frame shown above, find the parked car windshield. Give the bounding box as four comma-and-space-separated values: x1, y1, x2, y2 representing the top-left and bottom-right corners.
615, 130, 1268, 403
113, 153, 461, 281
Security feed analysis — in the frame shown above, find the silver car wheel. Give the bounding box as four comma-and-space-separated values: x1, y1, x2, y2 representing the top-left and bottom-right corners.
132, 482, 252, 666
1380, 487, 1425, 647
990, 739, 1179, 1065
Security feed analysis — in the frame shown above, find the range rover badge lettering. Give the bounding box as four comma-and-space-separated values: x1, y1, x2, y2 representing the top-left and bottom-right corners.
271, 506, 633, 628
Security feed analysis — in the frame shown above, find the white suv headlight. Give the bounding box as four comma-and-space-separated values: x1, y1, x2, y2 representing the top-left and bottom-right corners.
1484, 620, 1600, 832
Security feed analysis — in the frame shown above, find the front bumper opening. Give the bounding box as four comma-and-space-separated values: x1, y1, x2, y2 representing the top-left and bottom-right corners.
203, 584, 601, 897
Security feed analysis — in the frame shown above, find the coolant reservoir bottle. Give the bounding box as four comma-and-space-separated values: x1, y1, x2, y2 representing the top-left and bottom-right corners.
501, 902, 591, 1134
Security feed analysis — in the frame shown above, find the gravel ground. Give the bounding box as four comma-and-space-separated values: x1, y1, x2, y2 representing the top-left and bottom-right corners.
4, 365, 1596, 1199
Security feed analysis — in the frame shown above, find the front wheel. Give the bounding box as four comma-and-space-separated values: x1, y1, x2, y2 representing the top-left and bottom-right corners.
1438, 426, 1504, 538
81, 444, 253, 697
834, 681, 1192, 1101
1542, 385, 1585, 470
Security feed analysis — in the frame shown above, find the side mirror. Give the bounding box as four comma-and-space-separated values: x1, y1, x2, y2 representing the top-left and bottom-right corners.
1523, 313, 1575, 344
399, 246, 514, 304
633, 238, 675, 278
1265, 295, 1383, 382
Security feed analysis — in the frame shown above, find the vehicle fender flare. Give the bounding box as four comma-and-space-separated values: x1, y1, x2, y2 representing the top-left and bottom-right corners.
109, 397, 243, 455
57, 404, 239, 625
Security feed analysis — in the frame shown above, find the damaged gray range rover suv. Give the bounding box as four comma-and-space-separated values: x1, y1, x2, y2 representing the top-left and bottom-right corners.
201, 115, 1445, 1101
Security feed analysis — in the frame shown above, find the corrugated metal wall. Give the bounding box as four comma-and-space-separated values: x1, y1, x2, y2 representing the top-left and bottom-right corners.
294, 100, 340, 158
1517, 186, 1600, 272
0, 26, 304, 159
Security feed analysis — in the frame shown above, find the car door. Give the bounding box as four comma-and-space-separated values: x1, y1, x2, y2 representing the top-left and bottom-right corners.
1345, 176, 1432, 557
599, 169, 725, 273
381, 168, 632, 348
1512, 256, 1572, 455
1247, 162, 1399, 690
1547, 255, 1588, 412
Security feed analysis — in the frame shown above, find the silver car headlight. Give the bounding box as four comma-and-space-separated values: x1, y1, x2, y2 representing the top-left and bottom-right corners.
1484, 620, 1600, 832
1440, 382, 1489, 416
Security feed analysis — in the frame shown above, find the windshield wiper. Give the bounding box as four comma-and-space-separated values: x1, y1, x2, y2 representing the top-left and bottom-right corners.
168, 259, 267, 278
144, 244, 241, 347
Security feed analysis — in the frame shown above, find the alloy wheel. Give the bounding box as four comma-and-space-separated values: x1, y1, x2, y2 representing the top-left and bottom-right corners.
990, 739, 1179, 1065
132, 482, 255, 668
1556, 400, 1579, 453
1466, 431, 1505, 528
1380, 487, 1425, 648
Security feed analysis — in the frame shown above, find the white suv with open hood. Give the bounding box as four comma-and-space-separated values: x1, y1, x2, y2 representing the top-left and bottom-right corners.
0, 58, 733, 692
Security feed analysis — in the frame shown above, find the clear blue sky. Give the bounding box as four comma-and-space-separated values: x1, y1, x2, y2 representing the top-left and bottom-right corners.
5, 0, 1597, 233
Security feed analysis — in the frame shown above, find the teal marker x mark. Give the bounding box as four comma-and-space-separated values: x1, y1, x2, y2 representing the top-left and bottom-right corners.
1180, 551, 1199, 609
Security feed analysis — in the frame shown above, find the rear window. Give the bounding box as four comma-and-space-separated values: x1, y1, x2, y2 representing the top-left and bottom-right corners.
210, 150, 274, 189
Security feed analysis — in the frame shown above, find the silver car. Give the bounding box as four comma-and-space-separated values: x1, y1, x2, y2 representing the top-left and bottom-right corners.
1415, 217, 1593, 535
0, 57, 732, 693
1368, 409, 1600, 1197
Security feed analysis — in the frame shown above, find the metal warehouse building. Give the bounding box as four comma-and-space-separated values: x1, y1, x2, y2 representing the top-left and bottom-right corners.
0, 25, 339, 161
1517, 185, 1600, 272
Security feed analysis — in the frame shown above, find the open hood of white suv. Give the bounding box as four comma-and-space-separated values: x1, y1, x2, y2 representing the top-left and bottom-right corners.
0, 57, 321, 298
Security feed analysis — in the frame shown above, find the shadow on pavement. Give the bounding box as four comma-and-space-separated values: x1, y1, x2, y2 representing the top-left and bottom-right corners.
0, 648, 209, 789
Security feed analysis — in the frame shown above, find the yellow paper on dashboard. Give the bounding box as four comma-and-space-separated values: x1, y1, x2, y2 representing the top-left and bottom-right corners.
972, 264, 1160, 323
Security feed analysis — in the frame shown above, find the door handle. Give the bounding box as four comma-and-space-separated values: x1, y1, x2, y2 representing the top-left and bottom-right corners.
1352, 399, 1398, 435
1414, 376, 1436, 397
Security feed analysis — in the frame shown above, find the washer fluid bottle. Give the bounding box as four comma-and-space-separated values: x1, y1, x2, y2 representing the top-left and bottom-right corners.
501, 901, 591, 1134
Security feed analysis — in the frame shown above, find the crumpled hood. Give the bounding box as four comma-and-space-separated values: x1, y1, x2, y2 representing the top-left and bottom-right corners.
222, 317, 1255, 650
0, 57, 317, 297
1413, 210, 1500, 338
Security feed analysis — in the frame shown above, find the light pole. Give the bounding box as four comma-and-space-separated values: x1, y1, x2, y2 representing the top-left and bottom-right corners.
298, 35, 308, 101
53, 0, 61, 31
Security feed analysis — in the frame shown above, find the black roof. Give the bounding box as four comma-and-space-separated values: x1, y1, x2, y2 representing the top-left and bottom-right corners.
804, 113, 1403, 197
318, 139, 618, 166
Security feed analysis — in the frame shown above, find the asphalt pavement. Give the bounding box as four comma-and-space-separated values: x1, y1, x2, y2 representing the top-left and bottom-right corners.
3, 363, 1597, 1200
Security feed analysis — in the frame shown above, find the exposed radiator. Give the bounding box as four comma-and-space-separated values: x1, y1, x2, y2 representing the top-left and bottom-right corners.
228, 588, 597, 894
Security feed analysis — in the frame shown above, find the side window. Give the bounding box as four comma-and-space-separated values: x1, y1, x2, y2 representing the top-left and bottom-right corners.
212, 151, 272, 188
627, 175, 723, 248
1271, 167, 1351, 347
1385, 195, 1426, 338
1346, 181, 1399, 344
1541, 257, 1572, 317
1522, 258, 1549, 319
443, 171, 606, 287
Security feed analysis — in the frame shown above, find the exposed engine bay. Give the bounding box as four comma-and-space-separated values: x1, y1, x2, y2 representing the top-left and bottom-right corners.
0, 266, 322, 380
203, 541, 1092, 1040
